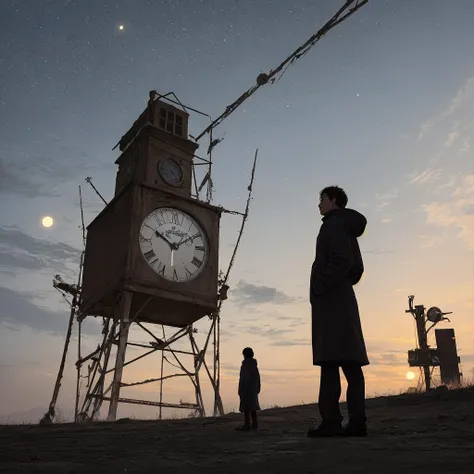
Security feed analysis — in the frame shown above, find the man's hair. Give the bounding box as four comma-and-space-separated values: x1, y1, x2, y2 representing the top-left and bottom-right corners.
242, 347, 254, 358
320, 185, 348, 209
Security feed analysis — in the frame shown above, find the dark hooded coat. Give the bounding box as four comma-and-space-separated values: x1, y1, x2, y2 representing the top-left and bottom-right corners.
238, 357, 261, 412
310, 208, 370, 366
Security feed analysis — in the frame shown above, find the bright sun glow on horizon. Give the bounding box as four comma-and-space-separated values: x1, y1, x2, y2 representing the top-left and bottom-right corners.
406, 371, 416, 381
41, 216, 54, 228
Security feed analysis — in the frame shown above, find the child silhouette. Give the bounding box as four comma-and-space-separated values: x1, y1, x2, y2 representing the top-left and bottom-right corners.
236, 347, 261, 431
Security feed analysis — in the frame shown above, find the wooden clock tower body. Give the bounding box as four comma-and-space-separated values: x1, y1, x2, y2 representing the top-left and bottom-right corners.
78, 96, 223, 421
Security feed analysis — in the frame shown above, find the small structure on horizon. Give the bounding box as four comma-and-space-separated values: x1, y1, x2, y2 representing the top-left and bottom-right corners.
405, 295, 462, 391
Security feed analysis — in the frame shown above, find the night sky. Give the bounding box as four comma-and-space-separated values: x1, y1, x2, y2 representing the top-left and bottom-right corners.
1, 0, 473, 421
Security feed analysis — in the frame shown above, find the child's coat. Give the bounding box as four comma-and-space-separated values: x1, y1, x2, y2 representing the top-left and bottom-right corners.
238, 357, 261, 412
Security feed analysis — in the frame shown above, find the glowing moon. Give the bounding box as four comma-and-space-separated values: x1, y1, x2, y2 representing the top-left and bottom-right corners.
118, 24, 124, 31
42, 216, 54, 228
406, 371, 415, 381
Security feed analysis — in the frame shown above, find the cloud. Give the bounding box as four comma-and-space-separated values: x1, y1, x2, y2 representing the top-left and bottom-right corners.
243, 325, 295, 338
369, 353, 404, 366
407, 168, 442, 186
0, 158, 48, 198
393, 288, 411, 294
270, 338, 311, 347
0, 155, 63, 198
422, 174, 474, 250
375, 189, 399, 210
274, 315, 306, 327
459, 139, 471, 153
0, 225, 81, 275
0, 149, 108, 198
417, 75, 474, 141
364, 248, 397, 255
445, 130, 460, 148
230, 280, 303, 307
419, 231, 449, 249
0, 286, 97, 335
446, 76, 474, 116
410, 78, 474, 196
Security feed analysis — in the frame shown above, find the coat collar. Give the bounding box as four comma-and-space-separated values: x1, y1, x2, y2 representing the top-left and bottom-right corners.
321, 208, 341, 222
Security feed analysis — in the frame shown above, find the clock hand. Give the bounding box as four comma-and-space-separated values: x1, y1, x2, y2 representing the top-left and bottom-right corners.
155, 231, 178, 250
176, 233, 196, 249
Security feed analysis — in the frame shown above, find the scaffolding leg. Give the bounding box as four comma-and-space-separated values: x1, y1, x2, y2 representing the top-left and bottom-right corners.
40, 301, 77, 424
107, 291, 132, 421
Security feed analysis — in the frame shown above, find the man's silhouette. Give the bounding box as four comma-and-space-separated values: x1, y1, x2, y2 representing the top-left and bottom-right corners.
308, 186, 369, 437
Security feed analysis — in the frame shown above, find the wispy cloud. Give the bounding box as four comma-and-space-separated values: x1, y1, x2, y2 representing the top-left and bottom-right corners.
0, 225, 81, 275
0, 148, 108, 198
445, 130, 460, 148
275, 315, 306, 327
417, 75, 474, 141
422, 174, 474, 251
364, 248, 397, 255
407, 168, 442, 186
369, 352, 404, 366
270, 338, 311, 347
375, 189, 399, 210
0, 286, 97, 335
243, 325, 295, 338
230, 280, 304, 307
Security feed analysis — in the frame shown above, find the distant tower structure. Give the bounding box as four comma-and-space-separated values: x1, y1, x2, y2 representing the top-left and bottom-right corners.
405, 295, 462, 391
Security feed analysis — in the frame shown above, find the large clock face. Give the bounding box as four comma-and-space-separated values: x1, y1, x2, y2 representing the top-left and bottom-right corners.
139, 207, 209, 282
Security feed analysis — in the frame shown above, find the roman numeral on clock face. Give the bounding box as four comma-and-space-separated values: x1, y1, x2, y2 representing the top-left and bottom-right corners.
169, 211, 181, 225
191, 256, 203, 268
154, 212, 166, 227
140, 234, 152, 247
144, 250, 155, 261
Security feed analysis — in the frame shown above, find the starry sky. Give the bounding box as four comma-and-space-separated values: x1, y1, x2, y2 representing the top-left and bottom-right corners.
1, 0, 473, 422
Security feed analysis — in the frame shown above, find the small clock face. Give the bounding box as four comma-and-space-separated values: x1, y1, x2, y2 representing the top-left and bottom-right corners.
158, 158, 183, 187
139, 207, 209, 282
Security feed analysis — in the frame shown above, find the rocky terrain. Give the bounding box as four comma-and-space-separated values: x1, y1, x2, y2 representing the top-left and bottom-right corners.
1, 386, 473, 473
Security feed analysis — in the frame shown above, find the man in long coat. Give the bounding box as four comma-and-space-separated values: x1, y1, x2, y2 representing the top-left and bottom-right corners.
308, 185, 369, 438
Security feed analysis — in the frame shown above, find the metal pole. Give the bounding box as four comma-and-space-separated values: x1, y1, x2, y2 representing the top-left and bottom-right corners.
107, 291, 132, 421
159, 325, 165, 420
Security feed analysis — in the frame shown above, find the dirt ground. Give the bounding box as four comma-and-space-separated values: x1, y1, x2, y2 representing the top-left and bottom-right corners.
1, 387, 473, 474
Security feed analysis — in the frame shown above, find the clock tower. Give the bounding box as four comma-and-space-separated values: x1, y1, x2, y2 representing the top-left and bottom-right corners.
78, 92, 223, 420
